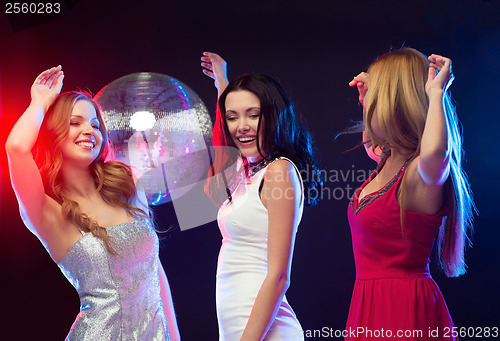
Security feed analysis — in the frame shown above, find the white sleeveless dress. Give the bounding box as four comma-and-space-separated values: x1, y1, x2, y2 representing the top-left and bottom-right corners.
216, 157, 304, 340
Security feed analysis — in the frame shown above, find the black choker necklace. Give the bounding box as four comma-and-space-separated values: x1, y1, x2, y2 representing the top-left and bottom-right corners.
245, 157, 274, 177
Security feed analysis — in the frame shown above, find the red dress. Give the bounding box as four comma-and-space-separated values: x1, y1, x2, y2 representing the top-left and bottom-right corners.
346, 158, 457, 340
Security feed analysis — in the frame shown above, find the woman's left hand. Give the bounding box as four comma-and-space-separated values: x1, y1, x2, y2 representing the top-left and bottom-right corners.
349, 72, 369, 110
201, 51, 229, 95
426, 54, 454, 96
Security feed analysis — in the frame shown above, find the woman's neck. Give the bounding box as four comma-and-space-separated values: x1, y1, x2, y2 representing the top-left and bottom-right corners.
245, 155, 265, 164
60, 163, 99, 201
384, 148, 414, 171
389, 147, 414, 162
243, 155, 271, 177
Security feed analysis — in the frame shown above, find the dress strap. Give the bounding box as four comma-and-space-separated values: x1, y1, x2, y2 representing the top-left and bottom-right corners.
264, 157, 305, 205
352, 157, 412, 214
274, 157, 304, 193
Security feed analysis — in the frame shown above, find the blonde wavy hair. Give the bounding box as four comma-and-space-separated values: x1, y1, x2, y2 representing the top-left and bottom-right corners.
34, 91, 149, 254
364, 48, 474, 277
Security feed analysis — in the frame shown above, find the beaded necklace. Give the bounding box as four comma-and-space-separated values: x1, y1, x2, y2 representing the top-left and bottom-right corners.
244, 156, 274, 178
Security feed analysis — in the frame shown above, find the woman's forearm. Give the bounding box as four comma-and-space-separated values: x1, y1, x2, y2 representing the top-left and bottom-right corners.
6, 102, 45, 155
6, 66, 63, 155
240, 273, 290, 341
418, 89, 450, 185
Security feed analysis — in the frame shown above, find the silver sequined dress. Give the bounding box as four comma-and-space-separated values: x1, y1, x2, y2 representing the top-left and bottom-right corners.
56, 219, 169, 340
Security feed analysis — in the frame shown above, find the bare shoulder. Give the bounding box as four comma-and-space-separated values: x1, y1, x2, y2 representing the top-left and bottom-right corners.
265, 159, 299, 184
268, 158, 295, 172
262, 159, 303, 235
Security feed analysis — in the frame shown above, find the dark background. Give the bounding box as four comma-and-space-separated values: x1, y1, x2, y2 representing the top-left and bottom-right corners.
0, 1, 498, 340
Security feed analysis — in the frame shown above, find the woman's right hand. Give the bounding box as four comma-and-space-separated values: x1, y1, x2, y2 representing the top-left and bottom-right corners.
201, 52, 228, 95
31, 65, 64, 111
349, 72, 369, 109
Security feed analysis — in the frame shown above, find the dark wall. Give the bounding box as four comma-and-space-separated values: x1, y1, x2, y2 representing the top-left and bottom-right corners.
1, 1, 498, 340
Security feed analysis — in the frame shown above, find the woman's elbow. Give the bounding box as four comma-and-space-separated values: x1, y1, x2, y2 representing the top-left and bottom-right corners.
282, 278, 291, 292
271, 271, 291, 292
420, 146, 450, 170
418, 152, 451, 186
420, 145, 449, 164
5, 138, 30, 156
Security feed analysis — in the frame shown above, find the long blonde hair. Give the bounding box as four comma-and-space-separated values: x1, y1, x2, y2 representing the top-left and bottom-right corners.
34, 91, 149, 254
364, 48, 474, 277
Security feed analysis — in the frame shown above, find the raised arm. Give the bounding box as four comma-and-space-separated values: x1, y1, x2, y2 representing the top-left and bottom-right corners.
5, 66, 64, 236
201, 51, 229, 97
240, 160, 302, 341
418, 54, 454, 186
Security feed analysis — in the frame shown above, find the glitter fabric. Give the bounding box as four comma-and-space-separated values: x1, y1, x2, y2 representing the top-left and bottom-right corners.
57, 219, 169, 340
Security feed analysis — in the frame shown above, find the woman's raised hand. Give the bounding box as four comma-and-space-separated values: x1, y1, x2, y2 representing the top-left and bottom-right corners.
426, 54, 454, 96
201, 52, 229, 95
31, 65, 64, 111
349, 72, 369, 109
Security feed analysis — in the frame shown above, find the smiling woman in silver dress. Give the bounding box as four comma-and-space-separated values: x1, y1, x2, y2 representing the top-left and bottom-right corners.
5, 66, 180, 340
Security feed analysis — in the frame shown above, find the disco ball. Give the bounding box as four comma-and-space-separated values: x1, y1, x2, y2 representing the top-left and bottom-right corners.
94, 73, 212, 205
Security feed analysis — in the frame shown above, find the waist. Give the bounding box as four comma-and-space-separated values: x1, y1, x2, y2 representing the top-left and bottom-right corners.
78, 285, 161, 310
217, 252, 268, 277
219, 237, 267, 257
355, 270, 432, 280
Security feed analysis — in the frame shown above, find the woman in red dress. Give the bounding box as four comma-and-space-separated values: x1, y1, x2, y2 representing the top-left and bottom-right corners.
345, 48, 474, 340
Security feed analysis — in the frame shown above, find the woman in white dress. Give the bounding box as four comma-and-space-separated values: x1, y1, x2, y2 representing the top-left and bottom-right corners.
202, 53, 322, 340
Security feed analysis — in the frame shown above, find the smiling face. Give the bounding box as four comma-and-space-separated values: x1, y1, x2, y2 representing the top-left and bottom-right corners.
224, 90, 266, 162
59, 100, 103, 165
